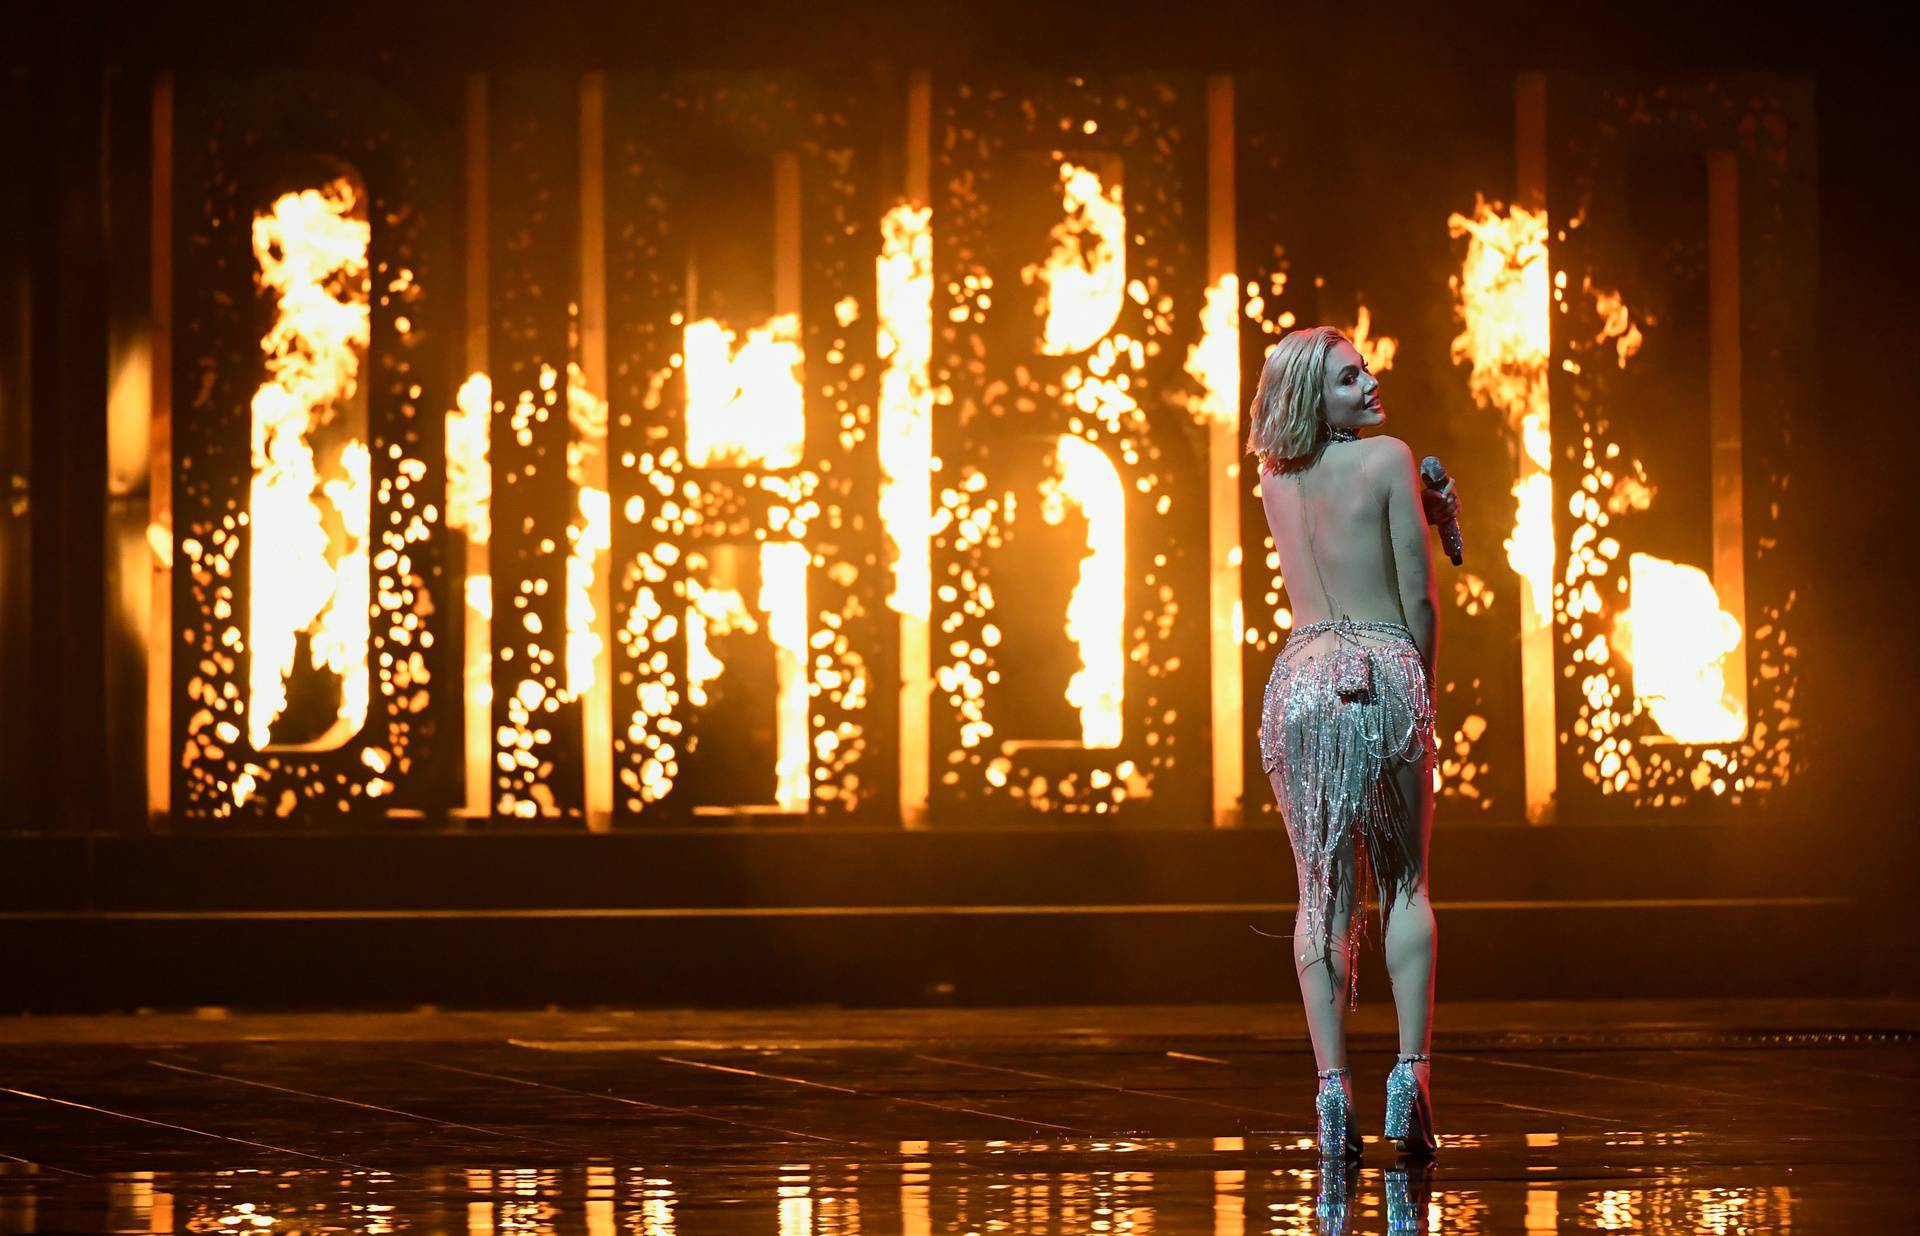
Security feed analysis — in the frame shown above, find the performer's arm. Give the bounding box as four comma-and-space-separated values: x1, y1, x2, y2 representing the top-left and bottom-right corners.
1380, 437, 1439, 679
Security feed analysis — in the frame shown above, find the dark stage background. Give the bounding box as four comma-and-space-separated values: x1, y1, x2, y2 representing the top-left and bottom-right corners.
1, 0, 1915, 1011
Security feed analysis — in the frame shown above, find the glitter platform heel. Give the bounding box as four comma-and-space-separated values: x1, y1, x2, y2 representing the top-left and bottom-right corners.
1384, 1157, 1435, 1231
1383, 1053, 1436, 1156
1315, 1067, 1363, 1161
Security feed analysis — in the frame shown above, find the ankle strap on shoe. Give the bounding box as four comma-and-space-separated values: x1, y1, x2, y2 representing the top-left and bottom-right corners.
1316, 1067, 1349, 1079
1396, 1053, 1430, 1063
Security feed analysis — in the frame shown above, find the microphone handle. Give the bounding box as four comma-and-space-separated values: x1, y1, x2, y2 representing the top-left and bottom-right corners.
1419, 454, 1464, 567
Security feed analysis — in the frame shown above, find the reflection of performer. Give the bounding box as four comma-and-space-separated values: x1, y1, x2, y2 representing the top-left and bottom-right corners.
1246, 327, 1456, 1160
1314, 1158, 1435, 1235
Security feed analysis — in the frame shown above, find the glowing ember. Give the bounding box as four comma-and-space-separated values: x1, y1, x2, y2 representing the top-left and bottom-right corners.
935, 471, 1000, 753
1042, 435, 1126, 748
246, 179, 371, 751
1614, 553, 1746, 742
1025, 162, 1125, 356
618, 537, 685, 809
1588, 282, 1645, 366
758, 541, 811, 808
683, 314, 805, 468
495, 363, 568, 820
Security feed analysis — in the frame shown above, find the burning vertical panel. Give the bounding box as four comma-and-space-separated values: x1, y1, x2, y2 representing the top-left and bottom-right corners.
1448, 195, 1556, 821
488, 73, 584, 820
928, 75, 1210, 822
1237, 68, 1521, 821
1197, 75, 1242, 828
575, 73, 616, 827
1546, 76, 1809, 812
603, 73, 888, 823
245, 178, 371, 752
168, 74, 458, 822
878, 95, 935, 825
1044, 434, 1127, 747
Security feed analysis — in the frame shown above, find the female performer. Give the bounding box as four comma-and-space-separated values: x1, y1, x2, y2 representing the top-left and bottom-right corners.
1247, 326, 1456, 1160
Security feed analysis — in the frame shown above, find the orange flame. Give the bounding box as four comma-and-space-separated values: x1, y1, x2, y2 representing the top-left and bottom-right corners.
564, 362, 611, 698
1614, 554, 1746, 743
1025, 162, 1125, 356
1588, 282, 1645, 367
758, 541, 811, 809
246, 179, 371, 751
1448, 198, 1553, 625
685, 579, 756, 708
444, 371, 492, 546
1346, 304, 1398, 373
1183, 273, 1240, 427
1042, 436, 1126, 748
683, 314, 805, 469
877, 202, 934, 618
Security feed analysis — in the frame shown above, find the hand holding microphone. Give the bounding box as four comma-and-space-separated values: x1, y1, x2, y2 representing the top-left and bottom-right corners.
1419, 455, 1464, 566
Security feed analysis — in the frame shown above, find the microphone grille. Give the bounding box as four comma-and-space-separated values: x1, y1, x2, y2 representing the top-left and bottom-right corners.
1419, 455, 1448, 486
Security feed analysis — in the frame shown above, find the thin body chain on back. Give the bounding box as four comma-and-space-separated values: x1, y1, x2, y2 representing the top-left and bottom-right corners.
1288, 445, 1408, 651
1292, 450, 1348, 625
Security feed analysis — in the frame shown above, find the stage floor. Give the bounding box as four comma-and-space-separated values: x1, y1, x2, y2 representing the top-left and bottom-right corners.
2, 998, 1915, 1232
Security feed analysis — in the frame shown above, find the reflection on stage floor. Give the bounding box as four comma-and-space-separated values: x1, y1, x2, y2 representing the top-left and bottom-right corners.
1, 999, 1913, 1233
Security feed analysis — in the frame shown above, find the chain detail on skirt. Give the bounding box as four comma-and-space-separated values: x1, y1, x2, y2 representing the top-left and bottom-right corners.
1259, 617, 1437, 1009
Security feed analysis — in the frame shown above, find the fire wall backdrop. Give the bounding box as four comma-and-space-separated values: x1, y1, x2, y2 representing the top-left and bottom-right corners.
0, 66, 1814, 833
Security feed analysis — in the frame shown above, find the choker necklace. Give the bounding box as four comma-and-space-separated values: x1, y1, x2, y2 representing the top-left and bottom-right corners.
1326, 425, 1359, 443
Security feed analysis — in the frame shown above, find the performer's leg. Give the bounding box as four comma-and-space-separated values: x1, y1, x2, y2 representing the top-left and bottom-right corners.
1275, 767, 1356, 1073
1382, 752, 1437, 1059
1295, 880, 1356, 1073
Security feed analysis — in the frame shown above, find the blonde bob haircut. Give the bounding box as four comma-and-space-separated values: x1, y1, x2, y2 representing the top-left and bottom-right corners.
1245, 325, 1352, 474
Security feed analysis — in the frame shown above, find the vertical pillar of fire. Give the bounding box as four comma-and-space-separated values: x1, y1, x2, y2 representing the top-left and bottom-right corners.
461, 73, 492, 817
147, 74, 174, 824
768, 152, 810, 813
578, 73, 614, 827
893, 71, 934, 828
1515, 72, 1556, 823
1707, 150, 1749, 730
104, 65, 164, 826
489, 74, 584, 820
1205, 75, 1243, 829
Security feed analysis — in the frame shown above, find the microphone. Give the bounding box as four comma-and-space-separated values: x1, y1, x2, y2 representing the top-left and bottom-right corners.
1420, 455, 1464, 567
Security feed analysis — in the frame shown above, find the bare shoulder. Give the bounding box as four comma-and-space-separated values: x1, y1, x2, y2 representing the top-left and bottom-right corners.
1362, 434, 1417, 490
1364, 434, 1415, 463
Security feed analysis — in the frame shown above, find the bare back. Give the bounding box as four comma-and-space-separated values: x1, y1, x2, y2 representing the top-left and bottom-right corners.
1257, 434, 1437, 661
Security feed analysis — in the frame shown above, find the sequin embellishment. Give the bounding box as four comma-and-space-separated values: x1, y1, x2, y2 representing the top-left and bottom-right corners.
1259, 617, 1437, 1009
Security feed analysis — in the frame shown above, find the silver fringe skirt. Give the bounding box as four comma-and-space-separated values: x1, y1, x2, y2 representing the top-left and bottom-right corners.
1259, 617, 1436, 1008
